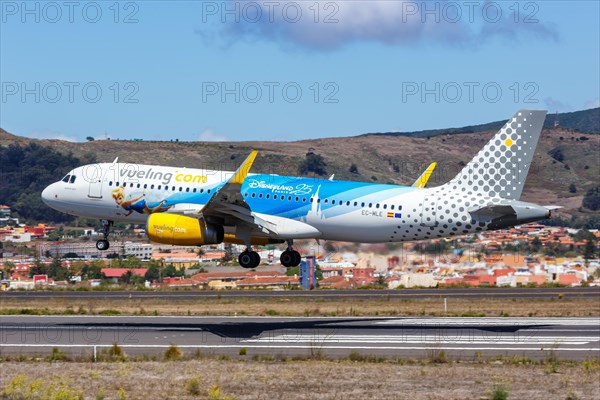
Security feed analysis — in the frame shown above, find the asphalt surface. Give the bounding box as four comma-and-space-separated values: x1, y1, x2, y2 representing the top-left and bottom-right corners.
1, 316, 598, 360
1, 287, 599, 300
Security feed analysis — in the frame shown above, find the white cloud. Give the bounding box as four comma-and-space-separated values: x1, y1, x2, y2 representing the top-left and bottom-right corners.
584, 98, 600, 109
199, 128, 227, 142
544, 97, 571, 112
25, 130, 80, 142
204, 1, 559, 50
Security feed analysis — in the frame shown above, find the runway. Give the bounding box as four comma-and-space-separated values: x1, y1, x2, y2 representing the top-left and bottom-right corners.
1, 287, 599, 300
1, 316, 598, 361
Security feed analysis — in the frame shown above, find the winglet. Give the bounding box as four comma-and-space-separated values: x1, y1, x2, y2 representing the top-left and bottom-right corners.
230, 151, 258, 184
412, 162, 437, 188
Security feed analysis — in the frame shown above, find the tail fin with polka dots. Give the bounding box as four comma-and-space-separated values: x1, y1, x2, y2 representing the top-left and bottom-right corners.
444, 109, 547, 200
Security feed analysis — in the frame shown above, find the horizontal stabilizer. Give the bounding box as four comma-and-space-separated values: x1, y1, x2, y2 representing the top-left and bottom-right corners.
469, 205, 515, 221
544, 205, 563, 210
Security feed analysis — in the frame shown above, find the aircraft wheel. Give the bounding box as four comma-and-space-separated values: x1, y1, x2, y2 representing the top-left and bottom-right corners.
291, 250, 302, 266
250, 251, 261, 268
96, 239, 110, 251
280, 250, 296, 268
239, 251, 260, 269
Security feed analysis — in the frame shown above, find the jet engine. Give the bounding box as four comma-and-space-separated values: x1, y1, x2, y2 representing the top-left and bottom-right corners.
146, 214, 224, 245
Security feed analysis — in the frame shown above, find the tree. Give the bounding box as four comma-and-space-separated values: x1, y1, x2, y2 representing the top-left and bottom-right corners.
583, 239, 596, 260
569, 183, 577, 193
530, 237, 542, 253
86, 136, 95, 141
145, 264, 161, 282
583, 186, 600, 211
548, 147, 565, 162
349, 163, 359, 174
3, 261, 16, 279
298, 152, 327, 176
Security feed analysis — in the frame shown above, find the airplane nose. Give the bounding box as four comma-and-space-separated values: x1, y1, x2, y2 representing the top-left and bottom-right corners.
41, 184, 56, 206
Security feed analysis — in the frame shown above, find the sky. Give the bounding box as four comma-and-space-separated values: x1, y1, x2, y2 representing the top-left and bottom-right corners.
0, 0, 599, 142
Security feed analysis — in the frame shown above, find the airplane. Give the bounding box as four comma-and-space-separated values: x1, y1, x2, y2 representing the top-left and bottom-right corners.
42, 109, 554, 269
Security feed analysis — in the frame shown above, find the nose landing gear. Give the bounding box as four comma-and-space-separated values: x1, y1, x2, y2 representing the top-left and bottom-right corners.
95, 219, 113, 251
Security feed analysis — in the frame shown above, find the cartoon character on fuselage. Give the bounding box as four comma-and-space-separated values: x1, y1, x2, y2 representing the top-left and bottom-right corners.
111, 187, 171, 216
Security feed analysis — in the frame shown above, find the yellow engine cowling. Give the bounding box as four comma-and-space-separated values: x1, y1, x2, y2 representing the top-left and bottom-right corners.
146, 214, 224, 246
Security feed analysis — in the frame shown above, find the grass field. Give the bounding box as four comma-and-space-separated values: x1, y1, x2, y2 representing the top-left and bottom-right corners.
0, 356, 599, 400
1, 295, 598, 317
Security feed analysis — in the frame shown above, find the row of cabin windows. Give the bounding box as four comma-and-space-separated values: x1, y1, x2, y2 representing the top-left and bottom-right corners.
62, 175, 77, 184
105, 181, 402, 211
108, 181, 211, 194
243, 192, 402, 210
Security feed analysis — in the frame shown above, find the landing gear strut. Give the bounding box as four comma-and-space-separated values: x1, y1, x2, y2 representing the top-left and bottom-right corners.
239, 248, 261, 269
96, 219, 113, 251
280, 240, 301, 268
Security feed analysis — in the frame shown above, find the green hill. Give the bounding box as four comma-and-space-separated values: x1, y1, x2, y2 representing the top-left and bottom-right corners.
365, 108, 600, 138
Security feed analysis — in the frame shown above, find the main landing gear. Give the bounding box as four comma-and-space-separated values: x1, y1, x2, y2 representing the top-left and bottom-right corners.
96, 219, 113, 251
280, 240, 301, 268
239, 248, 261, 269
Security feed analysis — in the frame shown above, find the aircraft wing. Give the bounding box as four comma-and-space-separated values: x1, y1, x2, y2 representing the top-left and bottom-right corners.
412, 162, 437, 188
196, 151, 320, 240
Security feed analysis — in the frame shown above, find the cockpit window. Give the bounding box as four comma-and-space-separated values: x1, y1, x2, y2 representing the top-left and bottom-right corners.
69, 175, 76, 184
62, 175, 71, 183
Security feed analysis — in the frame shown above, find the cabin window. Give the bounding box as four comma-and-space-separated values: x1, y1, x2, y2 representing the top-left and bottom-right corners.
369, 203, 372, 208
310, 198, 313, 203
317, 199, 321, 203
200, 189, 204, 193
398, 205, 403, 210
331, 200, 335, 205
144, 184, 148, 189
259, 194, 263, 198
172, 186, 175, 191
178, 187, 182, 192
193, 188, 197, 193
324, 199, 328, 204
303, 198, 306, 202
244, 192, 248, 197
361, 202, 365, 207
109, 181, 113, 186
266, 194, 270, 199
116, 182, 120, 187
151, 184, 155, 189
383, 204, 387, 209
288, 196, 292, 201
273, 194, 278, 200
207, 189, 211, 194
251, 193, 256, 198
376, 204, 380, 209
295, 197, 299, 202
186, 188, 190, 192
158, 185, 162, 190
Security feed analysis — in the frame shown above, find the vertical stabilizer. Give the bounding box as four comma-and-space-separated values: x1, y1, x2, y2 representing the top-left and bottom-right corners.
443, 109, 547, 200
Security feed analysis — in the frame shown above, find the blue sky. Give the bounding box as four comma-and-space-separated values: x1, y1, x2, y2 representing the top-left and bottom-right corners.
1, 1, 598, 142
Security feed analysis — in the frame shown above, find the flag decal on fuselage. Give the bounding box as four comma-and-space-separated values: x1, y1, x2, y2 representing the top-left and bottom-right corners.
387, 212, 401, 218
